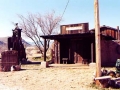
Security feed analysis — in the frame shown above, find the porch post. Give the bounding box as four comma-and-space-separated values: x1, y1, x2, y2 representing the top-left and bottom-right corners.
58, 42, 60, 64
91, 43, 94, 63
54, 40, 58, 63
44, 38, 46, 61
56, 41, 58, 63
40, 38, 48, 68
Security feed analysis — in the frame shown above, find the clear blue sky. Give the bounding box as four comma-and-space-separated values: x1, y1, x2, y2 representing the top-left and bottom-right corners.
0, 0, 120, 40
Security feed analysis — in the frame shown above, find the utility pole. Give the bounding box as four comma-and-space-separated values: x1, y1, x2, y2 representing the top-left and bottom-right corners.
94, 0, 101, 78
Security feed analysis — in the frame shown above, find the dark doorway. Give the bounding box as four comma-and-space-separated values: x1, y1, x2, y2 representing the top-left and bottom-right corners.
70, 39, 91, 64
60, 39, 70, 64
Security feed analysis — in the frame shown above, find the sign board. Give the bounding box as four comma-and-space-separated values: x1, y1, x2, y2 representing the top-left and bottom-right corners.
66, 26, 83, 31
60, 23, 89, 34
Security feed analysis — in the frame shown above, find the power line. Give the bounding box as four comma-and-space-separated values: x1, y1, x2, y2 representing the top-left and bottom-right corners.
61, 0, 70, 20
53, 0, 70, 29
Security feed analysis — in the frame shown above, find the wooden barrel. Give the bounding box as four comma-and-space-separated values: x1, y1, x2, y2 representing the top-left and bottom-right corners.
0, 50, 18, 72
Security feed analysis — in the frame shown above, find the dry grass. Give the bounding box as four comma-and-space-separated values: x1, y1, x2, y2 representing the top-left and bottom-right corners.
0, 64, 118, 90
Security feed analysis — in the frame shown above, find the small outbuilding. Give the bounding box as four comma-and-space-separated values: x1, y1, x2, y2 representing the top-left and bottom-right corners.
41, 23, 120, 67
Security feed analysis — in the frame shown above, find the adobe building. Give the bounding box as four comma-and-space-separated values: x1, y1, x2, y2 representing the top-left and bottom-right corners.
41, 23, 120, 67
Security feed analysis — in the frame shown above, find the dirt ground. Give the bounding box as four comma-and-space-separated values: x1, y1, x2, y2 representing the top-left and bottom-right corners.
0, 63, 114, 90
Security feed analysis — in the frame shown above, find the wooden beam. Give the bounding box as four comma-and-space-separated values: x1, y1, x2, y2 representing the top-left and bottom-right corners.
44, 39, 46, 61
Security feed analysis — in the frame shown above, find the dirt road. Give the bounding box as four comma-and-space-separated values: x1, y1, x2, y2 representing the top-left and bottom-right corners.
0, 64, 98, 90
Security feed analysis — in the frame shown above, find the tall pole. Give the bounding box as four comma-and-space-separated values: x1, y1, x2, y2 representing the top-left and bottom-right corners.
94, 0, 101, 77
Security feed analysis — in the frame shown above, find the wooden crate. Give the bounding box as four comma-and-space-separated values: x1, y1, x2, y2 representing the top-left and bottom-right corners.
0, 50, 18, 72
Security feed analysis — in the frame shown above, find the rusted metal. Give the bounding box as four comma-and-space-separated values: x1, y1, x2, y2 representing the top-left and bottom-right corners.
100, 27, 119, 40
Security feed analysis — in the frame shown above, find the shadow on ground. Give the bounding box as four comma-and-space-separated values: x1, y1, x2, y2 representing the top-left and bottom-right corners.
21, 60, 41, 65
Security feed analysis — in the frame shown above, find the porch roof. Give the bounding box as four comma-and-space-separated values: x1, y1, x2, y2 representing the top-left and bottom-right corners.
40, 25, 118, 40
40, 33, 94, 40
40, 33, 113, 40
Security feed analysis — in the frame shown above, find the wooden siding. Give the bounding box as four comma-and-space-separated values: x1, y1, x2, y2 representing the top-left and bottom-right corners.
60, 23, 89, 34
41, 24, 120, 66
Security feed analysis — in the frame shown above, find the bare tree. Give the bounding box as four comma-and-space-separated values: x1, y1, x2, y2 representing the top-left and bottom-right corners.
18, 11, 62, 55
36, 11, 61, 35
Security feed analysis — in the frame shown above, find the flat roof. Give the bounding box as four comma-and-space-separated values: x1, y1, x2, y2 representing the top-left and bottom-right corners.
40, 33, 95, 40
40, 26, 117, 40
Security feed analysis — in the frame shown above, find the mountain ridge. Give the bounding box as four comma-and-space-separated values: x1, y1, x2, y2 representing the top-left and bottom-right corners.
0, 37, 31, 53
0, 37, 31, 46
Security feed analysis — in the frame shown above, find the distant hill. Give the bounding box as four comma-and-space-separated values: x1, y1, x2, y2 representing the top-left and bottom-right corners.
0, 37, 31, 53
22, 39, 31, 46
0, 37, 8, 44
0, 37, 31, 46
0, 41, 5, 45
